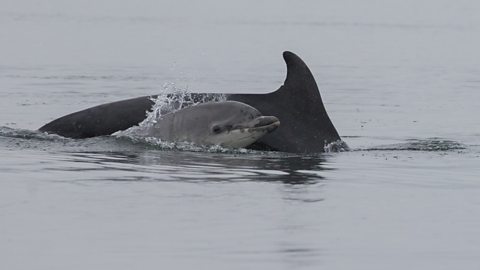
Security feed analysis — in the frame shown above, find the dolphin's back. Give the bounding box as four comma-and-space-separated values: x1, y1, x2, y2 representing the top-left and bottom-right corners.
39, 96, 154, 138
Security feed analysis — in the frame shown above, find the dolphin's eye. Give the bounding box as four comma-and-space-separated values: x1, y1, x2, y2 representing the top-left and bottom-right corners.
212, 125, 222, 134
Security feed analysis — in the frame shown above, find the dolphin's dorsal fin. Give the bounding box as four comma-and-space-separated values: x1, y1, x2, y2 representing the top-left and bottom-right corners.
228, 51, 340, 152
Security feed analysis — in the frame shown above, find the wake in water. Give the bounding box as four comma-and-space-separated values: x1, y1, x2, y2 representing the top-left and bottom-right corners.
121, 136, 255, 154
357, 138, 467, 152
0, 126, 67, 142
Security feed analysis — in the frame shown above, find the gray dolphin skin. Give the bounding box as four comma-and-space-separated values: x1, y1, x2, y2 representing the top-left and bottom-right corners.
39, 51, 342, 153
123, 101, 280, 148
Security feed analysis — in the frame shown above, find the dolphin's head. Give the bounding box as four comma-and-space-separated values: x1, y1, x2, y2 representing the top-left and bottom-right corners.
157, 101, 280, 148
205, 102, 280, 148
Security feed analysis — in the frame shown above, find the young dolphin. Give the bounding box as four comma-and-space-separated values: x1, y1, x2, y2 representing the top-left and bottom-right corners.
126, 101, 280, 148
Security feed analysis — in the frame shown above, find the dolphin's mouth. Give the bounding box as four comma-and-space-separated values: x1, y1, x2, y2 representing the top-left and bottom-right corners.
216, 116, 280, 148
245, 116, 280, 133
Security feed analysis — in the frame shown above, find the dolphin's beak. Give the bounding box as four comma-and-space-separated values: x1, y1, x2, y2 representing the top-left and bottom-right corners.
251, 116, 280, 133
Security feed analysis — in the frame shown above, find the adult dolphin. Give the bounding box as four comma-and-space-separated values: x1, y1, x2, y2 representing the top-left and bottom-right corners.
119, 101, 280, 148
39, 51, 342, 153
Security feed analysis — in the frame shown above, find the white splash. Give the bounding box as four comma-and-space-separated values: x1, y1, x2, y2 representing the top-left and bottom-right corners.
323, 140, 350, 153
114, 82, 225, 137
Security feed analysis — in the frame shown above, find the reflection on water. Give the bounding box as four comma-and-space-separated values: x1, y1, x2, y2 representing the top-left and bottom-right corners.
49, 150, 329, 185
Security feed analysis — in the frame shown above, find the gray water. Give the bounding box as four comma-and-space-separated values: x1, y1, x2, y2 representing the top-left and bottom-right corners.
1, 1, 480, 269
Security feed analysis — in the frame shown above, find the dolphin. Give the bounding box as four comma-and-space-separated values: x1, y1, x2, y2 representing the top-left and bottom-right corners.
39, 51, 343, 153
119, 101, 280, 148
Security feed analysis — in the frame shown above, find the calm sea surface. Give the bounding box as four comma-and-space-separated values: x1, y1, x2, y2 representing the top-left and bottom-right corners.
1, 1, 480, 269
